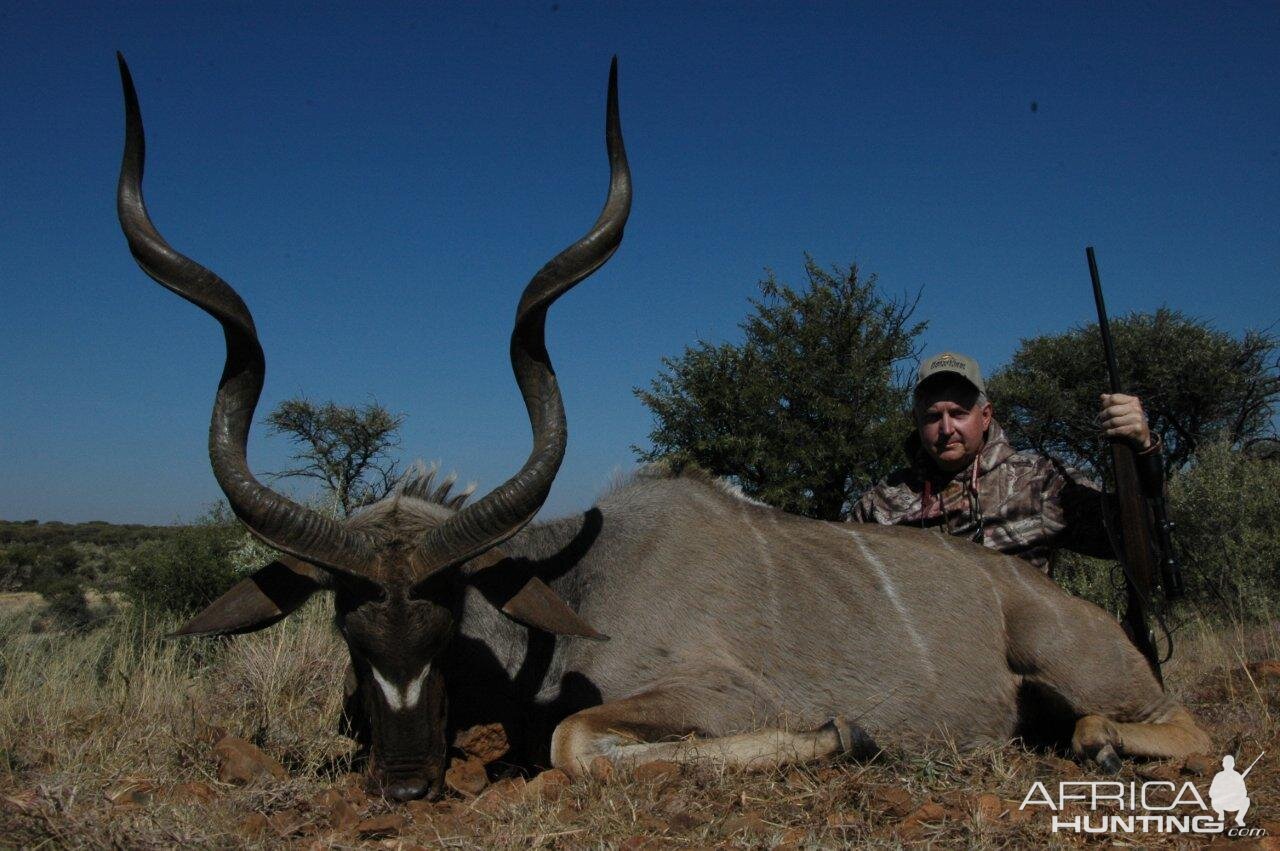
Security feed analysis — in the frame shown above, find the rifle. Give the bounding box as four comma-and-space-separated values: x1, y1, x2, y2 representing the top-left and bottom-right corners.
1086, 246, 1176, 684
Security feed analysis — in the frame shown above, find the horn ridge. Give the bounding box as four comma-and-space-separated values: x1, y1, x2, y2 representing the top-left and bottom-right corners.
115, 54, 377, 578
412, 57, 632, 577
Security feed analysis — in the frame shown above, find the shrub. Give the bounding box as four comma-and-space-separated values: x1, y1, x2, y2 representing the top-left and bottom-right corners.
121, 505, 246, 617
1168, 441, 1280, 623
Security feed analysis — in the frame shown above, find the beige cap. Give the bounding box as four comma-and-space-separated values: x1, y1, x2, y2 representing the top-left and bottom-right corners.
916, 351, 985, 395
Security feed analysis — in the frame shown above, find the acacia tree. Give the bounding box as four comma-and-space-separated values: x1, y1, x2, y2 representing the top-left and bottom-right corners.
635, 256, 925, 521
266, 399, 406, 516
987, 309, 1279, 479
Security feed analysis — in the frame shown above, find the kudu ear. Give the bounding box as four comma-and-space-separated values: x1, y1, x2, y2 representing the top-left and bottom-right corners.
173, 555, 329, 637
465, 550, 609, 641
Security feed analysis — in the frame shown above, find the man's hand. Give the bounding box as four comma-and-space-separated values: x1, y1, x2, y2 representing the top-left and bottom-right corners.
1099, 393, 1153, 450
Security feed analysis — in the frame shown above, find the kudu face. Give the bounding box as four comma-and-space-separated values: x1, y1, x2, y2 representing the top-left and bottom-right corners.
336, 581, 458, 800
115, 54, 628, 801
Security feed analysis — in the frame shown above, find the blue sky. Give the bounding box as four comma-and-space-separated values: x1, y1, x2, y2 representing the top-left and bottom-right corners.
1, 2, 1276, 524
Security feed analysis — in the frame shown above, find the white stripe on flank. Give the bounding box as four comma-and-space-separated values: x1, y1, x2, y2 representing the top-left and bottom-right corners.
371, 663, 432, 712
844, 529, 934, 676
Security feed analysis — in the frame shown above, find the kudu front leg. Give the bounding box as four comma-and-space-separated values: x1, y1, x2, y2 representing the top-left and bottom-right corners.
1072, 706, 1211, 772
550, 689, 877, 777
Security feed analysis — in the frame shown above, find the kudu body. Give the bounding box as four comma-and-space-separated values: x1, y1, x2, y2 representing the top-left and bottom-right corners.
116, 57, 1209, 801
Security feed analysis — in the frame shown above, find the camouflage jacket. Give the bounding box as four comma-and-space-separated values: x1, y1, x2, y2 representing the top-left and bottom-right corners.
849, 420, 1116, 573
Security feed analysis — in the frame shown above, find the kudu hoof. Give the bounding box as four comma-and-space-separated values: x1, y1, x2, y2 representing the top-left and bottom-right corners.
824, 716, 880, 761
1094, 744, 1122, 774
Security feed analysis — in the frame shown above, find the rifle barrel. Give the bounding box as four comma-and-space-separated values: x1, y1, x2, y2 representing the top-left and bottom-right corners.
1087, 246, 1123, 394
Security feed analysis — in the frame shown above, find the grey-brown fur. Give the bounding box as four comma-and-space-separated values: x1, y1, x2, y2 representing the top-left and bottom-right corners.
349, 463, 1204, 773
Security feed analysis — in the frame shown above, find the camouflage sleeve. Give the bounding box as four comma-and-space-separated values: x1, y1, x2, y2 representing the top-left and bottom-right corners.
1039, 461, 1117, 560
848, 488, 878, 523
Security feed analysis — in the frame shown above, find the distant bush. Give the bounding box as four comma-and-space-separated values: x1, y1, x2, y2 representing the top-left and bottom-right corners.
121, 505, 246, 617
1168, 441, 1280, 622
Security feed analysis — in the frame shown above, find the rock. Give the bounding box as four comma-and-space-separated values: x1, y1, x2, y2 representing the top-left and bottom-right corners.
357, 813, 407, 839
313, 788, 360, 831
633, 760, 679, 782
666, 810, 707, 832
975, 793, 1004, 823
589, 755, 615, 782
472, 777, 526, 814
168, 781, 218, 804
445, 756, 489, 797
526, 768, 572, 802
1138, 761, 1181, 782
453, 723, 510, 764
404, 799, 436, 822
897, 801, 946, 841
214, 735, 287, 785
239, 812, 270, 837
268, 808, 309, 837
722, 810, 766, 836
192, 717, 227, 745
1183, 753, 1214, 776
780, 826, 809, 844
868, 786, 914, 818
1041, 754, 1083, 778
1250, 660, 1280, 678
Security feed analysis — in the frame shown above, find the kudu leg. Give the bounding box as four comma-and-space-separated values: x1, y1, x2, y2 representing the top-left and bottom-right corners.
1004, 578, 1212, 768
550, 690, 877, 776
1072, 706, 1210, 770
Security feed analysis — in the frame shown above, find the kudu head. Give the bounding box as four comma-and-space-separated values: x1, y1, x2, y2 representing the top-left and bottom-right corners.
115, 55, 629, 800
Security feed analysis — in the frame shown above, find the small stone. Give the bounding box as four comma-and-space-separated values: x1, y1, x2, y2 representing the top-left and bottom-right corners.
1041, 754, 1083, 778
897, 801, 946, 840
526, 768, 572, 801
268, 808, 308, 837
1183, 753, 1214, 776
453, 723, 510, 764
1138, 761, 1181, 782
667, 810, 706, 832
168, 781, 218, 804
313, 788, 360, 831
239, 812, 270, 836
214, 735, 288, 785
722, 810, 766, 835
404, 799, 435, 822
589, 755, 614, 782
357, 813, 407, 839
975, 793, 1004, 822
869, 786, 914, 817
445, 756, 489, 797
472, 777, 526, 814
632, 760, 679, 782
1250, 659, 1280, 678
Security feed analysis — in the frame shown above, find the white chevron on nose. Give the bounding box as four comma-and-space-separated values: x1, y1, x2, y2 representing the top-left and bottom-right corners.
370, 662, 432, 711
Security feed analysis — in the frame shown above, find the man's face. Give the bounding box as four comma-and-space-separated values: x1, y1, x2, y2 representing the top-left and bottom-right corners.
914, 376, 992, 473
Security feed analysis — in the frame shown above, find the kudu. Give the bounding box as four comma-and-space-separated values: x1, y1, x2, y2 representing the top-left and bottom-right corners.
116, 56, 1210, 802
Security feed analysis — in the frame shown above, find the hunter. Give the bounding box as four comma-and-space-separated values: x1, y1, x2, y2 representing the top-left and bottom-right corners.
850, 351, 1164, 573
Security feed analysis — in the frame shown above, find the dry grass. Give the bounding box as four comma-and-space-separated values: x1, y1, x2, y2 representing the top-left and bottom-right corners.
1, 597, 1276, 849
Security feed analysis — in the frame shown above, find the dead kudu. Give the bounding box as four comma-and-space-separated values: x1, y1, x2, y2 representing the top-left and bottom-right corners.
115, 56, 1210, 801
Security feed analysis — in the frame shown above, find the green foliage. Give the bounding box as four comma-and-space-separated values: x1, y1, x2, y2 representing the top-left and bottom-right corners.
1167, 441, 1280, 622
1053, 442, 1280, 624
988, 309, 1278, 480
121, 504, 245, 617
266, 398, 406, 516
635, 256, 926, 520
